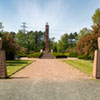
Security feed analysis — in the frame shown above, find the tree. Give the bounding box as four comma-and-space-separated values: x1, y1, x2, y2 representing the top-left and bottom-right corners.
0, 22, 4, 32
16, 30, 27, 48
91, 8, 100, 35
57, 33, 69, 52
49, 37, 57, 52
68, 33, 77, 47
1, 32, 20, 60
15, 30, 45, 52
76, 28, 91, 41
76, 33, 100, 59
92, 8, 100, 25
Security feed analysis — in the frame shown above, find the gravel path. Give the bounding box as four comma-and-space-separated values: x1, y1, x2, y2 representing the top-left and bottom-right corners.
12, 59, 88, 80
0, 59, 100, 100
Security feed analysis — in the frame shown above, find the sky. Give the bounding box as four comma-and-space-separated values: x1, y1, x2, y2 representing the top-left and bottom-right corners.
0, 0, 100, 41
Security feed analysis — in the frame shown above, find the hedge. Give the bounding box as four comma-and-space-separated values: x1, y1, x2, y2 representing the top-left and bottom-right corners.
27, 52, 43, 58
65, 52, 78, 57
78, 55, 89, 60
53, 52, 67, 58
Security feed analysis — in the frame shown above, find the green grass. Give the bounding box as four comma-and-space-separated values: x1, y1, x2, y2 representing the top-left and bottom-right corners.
7, 60, 34, 76
63, 59, 93, 76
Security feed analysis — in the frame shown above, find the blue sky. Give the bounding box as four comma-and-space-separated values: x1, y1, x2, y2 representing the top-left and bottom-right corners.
0, 0, 100, 41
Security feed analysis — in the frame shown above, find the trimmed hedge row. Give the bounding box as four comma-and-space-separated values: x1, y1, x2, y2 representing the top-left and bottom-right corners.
77, 55, 89, 60
18, 52, 43, 58
53, 52, 67, 58
27, 52, 43, 58
65, 52, 78, 57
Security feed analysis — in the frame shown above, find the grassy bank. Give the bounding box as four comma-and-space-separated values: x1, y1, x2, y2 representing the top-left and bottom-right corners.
63, 60, 93, 76
7, 60, 34, 76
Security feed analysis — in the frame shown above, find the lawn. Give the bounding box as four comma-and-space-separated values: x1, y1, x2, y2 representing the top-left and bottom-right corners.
7, 60, 34, 76
63, 59, 93, 76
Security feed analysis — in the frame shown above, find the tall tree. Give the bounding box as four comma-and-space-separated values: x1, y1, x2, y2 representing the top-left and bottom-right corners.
16, 30, 27, 48
76, 28, 91, 41
15, 30, 45, 52
57, 33, 69, 52
1, 32, 20, 60
92, 8, 100, 34
92, 8, 100, 25
0, 22, 4, 32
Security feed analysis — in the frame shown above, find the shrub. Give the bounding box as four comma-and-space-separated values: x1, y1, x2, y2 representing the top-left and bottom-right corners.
1, 32, 20, 60
17, 52, 27, 57
78, 55, 89, 60
65, 52, 78, 57
27, 52, 42, 58
53, 52, 67, 58
76, 33, 100, 60
65, 48, 78, 57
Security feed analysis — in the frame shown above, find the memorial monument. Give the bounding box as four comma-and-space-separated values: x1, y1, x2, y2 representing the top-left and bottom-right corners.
45, 22, 49, 52
0, 38, 7, 79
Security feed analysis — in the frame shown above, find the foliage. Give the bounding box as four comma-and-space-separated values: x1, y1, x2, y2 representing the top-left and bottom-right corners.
76, 8, 100, 60
1, 32, 20, 60
27, 52, 43, 58
17, 52, 27, 57
92, 8, 100, 25
63, 60, 93, 75
78, 55, 89, 60
68, 32, 78, 47
76, 33, 100, 59
15, 30, 27, 48
49, 37, 57, 52
76, 27, 91, 42
65, 52, 78, 57
65, 48, 78, 57
0, 22, 4, 32
7, 60, 34, 76
53, 52, 67, 58
57, 33, 69, 52
16, 30, 45, 52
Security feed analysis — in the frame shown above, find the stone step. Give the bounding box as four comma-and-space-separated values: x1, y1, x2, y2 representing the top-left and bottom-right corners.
41, 53, 55, 59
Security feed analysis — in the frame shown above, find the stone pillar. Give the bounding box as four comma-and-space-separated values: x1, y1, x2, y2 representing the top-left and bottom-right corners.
45, 22, 49, 52
0, 38, 7, 79
93, 38, 100, 78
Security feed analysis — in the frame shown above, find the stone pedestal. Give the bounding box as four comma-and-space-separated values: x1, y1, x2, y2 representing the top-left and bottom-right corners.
0, 38, 7, 79
0, 50, 7, 78
93, 38, 100, 79
93, 50, 100, 78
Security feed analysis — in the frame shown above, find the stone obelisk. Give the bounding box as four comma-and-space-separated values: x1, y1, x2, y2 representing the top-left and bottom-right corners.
0, 38, 7, 79
45, 22, 49, 52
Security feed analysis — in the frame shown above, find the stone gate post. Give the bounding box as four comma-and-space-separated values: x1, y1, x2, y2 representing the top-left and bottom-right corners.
0, 38, 7, 79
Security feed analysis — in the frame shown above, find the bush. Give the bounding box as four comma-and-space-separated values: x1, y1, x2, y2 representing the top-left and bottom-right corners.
76, 33, 100, 60
17, 52, 27, 57
53, 52, 67, 58
1, 32, 20, 60
27, 52, 42, 58
65, 52, 78, 57
78, 55, 89, 60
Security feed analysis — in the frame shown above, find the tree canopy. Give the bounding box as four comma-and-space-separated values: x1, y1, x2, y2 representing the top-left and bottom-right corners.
92, 8, 100, 25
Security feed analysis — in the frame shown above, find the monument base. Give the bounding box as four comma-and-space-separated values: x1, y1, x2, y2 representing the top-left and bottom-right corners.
93, 50, 100, 79
0, 50, 7, 79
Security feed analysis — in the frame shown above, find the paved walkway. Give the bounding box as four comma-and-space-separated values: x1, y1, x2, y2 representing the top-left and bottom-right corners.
0, 59, 100, 100
12, 59, 89, 80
